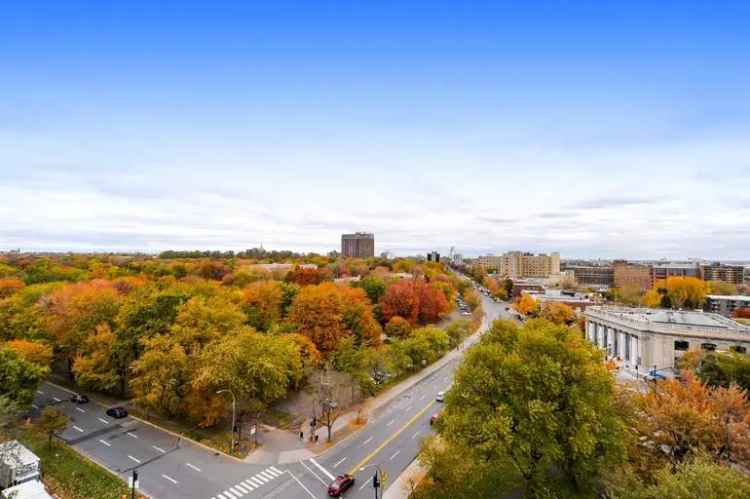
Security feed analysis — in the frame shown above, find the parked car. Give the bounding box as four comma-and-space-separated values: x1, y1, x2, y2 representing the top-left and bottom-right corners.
106, 406, 128, 419
328, 474, 355, 497
70, 393, 89, 404
436, 391, 445, 402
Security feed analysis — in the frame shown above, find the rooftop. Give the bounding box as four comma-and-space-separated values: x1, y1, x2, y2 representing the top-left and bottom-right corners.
707, 295, 750, 301
586, 306, 750, 334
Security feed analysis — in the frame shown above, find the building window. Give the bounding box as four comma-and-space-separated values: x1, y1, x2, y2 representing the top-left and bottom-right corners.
674, 340, 689, 351
730, 346, 747, 354
701, 343, 717, 351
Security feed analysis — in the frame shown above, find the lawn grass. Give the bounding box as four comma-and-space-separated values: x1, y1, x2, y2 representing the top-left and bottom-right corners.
16, 426, 138, 499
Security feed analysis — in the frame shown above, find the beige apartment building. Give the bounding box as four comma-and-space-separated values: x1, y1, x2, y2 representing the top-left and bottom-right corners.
476, 251, 560, 278
613, 260, 651, 290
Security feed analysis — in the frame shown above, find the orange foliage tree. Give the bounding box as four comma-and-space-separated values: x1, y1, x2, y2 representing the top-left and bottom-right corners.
6, 339, 53, 368
513, 294, 539, 317
288, 282, 381, 353
241, 280, 284, 331
635, 371, 750, 465
380, 279, 449, 325
0, 278, 25, 298
539, 302, 576, 325
285, 266, 332, 286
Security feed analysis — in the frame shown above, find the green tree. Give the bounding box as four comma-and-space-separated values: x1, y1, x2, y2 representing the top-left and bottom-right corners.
0, 347, 48, 408
37, 407, 69, 448
129, 334, 191, 417
356, 275, 386, 305
436, 319, 625, 497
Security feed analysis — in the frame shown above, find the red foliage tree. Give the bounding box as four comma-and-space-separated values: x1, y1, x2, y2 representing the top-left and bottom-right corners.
380, 279, 449, 325
285, 266, 331, 286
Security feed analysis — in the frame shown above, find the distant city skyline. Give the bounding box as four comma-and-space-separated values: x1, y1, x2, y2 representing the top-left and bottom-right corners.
2, 3, 749, 259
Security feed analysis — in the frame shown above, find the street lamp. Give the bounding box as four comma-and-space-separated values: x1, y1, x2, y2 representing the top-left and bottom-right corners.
360, 464, 384, 499
217, 389, 236, 454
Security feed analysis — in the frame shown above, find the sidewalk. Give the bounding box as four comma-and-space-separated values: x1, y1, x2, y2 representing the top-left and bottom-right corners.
249, 309, 490, 465
383, 458, 427, 499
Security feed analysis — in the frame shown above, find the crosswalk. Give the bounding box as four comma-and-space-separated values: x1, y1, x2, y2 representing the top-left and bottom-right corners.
211, 466, 285, 499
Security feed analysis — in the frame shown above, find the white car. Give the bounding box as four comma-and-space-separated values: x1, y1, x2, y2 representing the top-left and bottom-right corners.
436, 391, 445, 402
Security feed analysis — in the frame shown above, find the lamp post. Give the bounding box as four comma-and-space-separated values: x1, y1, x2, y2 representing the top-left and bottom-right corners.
360, 464, 384, 499
217, 389, 236, 454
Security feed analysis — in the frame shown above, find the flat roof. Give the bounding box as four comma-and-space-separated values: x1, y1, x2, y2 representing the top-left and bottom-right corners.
586, 307, 750, 332
707, 295, 750, 301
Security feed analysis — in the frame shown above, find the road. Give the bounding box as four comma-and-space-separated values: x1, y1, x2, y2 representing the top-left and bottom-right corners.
32, 288, 511, 499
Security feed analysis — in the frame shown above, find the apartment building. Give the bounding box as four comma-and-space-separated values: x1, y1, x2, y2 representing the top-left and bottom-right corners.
341, 232, 375, 258
564, 265, 615, 287
475, 251, 560, 278
613, 260, 651, 291
704, 295, 750, 317
700, 262, 746, 285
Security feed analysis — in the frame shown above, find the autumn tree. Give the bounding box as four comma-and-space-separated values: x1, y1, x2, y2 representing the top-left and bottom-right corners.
285, 266, 331, 286
380, 280, 420, 324
288, 282, 381, 353
354, 275, 386, 305
707, 280, 737, 296
5, 339, 53, 368
652, 277, 708, 310
435, 319, 625, 496
539, 302, 576, 325
385, 316, 412, 338
444, 319, 473, 348
129, 334, 191, 417
0, 278, 24, 298
512, 293, 539, 317
170, 295, 247, 355
634, 371, 750, 466
73, 323, 120, 394
37, 407, 69, 448
462, 288, 481, 312
697, 351, 750, 392
241, 280, 284, 331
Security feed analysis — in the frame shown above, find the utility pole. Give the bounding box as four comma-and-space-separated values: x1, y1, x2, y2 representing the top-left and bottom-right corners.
130, 469, 138, 499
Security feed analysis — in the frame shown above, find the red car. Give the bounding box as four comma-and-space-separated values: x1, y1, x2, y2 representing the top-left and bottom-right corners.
430, 412, 441, 425
328, 474, 355, 497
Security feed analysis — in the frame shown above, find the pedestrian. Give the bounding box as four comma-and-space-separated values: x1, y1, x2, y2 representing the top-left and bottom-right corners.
299, 430, 304, 440
314, 434, 319, 443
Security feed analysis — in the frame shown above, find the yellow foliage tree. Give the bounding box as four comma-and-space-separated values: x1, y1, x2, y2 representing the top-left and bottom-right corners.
513, 294, 539, 317
5, 339, 53, 368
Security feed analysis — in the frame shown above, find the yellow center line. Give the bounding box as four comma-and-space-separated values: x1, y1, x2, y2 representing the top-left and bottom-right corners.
348, 400, 435, 476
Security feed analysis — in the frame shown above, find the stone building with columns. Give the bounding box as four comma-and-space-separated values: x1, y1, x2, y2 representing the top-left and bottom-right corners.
584, 306, 750, 375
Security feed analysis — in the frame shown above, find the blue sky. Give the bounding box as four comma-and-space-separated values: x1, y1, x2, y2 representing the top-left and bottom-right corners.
2, 2, 749, 258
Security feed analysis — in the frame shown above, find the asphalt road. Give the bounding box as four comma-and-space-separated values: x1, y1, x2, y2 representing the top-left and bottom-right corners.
32, 287, 512, 499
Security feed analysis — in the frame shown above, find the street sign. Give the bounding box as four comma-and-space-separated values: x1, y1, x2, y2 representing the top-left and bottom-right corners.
129, 477, 139, 488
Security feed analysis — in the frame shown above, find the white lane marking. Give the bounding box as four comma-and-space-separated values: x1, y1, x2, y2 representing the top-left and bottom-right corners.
97, 417, 109, 424
298, 460, 326, 486
286, 470, 317, 499
32, 404, 39, 410
73, 425, 84, 433
254, 474, 269, 483
128, 455, 141, 464
259, 471, 274, 480
270, 466, 283, 474
235, 484, 250, 493
98, 439, 111, 447
360, 480, 370, 491
310, 458, 336, 481
162, 474, 178, 484
127, 432, 138, 439
223, 491, 237, 499
229, 486, 244, 496
361, 436, 373, 446
386, 419, 395, 427
37, 390, 44, 395
249, 477, 263, 487
405, 405, 412, 412
241, 480, 255, 490
152, 445, 166, 453
390, 450, 401, 460
217, 494, 228, 499
333, 457, 347, 468
412, 431, 421, 440
76, 407, 85, 413
186, 462, 201, 472
265, 467, 280, 477
53, 397, 61, 402
419, 394, 426, 400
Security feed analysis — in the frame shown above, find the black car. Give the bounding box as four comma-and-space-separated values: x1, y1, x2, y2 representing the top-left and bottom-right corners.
70, 393, 89, 404
106, 406, 128, 418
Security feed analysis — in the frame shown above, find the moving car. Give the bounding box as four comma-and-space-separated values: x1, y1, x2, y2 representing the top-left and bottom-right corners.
70, 393, 89, 404
328, 474, 355, 497
430, 412, 441, 425
105, 406, 128, 418
436, 391, 445, 402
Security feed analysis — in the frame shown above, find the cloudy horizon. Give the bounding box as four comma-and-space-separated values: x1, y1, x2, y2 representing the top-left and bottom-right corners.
2, 3, 749, 259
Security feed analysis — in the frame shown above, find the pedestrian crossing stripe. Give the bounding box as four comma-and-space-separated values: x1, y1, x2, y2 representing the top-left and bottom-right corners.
210, 466, 284, 499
